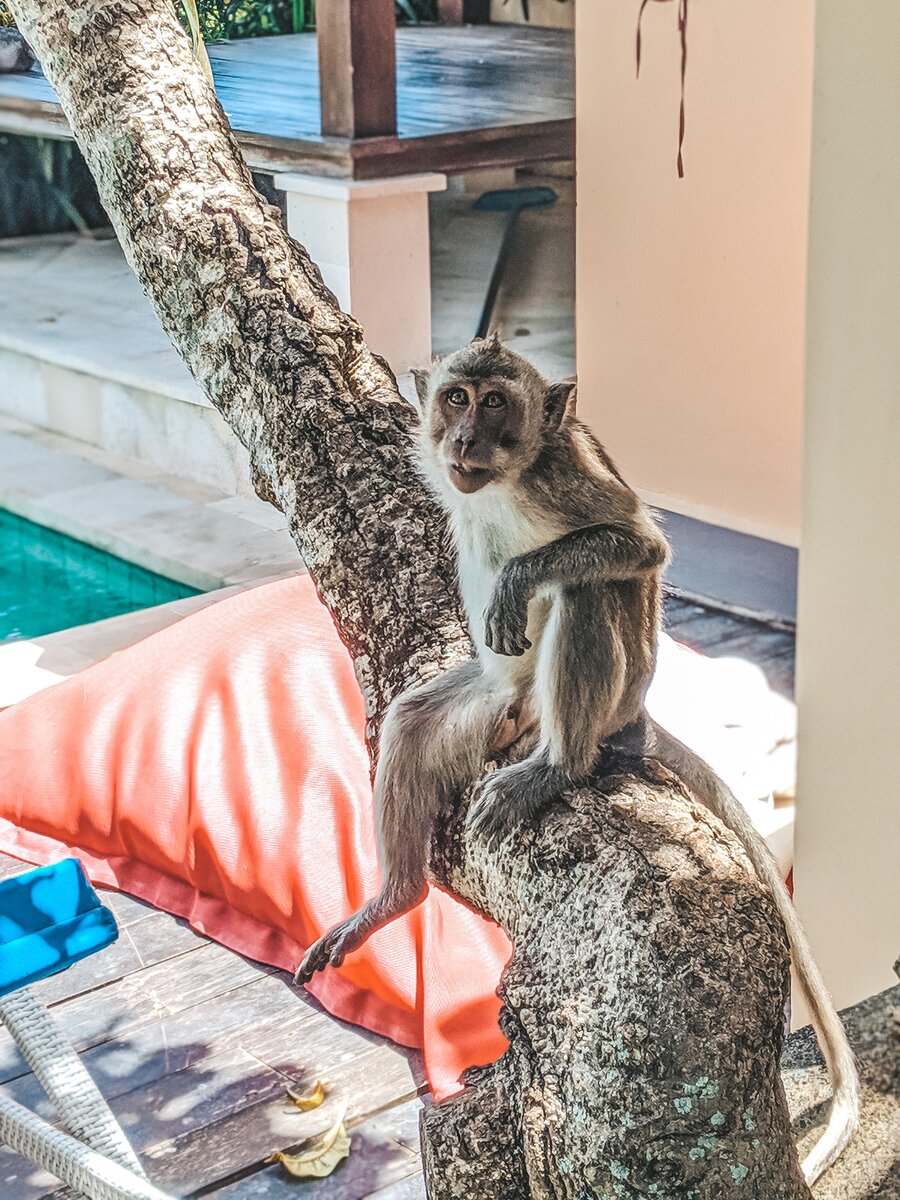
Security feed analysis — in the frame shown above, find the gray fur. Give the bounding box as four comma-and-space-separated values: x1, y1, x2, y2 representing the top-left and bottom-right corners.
297, 337, 669, 977
295, 340, 858, 1186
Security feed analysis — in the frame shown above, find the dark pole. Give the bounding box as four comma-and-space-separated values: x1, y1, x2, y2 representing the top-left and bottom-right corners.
317, 0, 397, 138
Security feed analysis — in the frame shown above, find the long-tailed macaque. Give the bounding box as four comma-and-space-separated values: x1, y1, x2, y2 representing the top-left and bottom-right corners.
296, 336, 857, 1184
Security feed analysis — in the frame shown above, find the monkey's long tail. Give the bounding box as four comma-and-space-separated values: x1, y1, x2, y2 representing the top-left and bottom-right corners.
648, 718, 860, 1186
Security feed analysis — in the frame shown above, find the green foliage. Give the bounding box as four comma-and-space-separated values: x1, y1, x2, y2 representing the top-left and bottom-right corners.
193, 0, 436, 42
1, 1, 436, 45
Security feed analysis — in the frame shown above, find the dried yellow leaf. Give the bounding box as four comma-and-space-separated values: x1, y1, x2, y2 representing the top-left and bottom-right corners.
267, 1104, 351, 1179
286, 1080, 326, 1112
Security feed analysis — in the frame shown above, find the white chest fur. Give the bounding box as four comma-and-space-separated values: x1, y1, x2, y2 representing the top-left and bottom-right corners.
450, 486, 561, 682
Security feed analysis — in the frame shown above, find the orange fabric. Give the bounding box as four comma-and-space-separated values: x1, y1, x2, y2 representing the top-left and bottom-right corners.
0, 576, 509, 1099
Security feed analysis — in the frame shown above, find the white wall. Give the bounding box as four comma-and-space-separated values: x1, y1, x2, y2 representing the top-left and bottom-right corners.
793, 0, 900, 1011
575, 0, 814, 545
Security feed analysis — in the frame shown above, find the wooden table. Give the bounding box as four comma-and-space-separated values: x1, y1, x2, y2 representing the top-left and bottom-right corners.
0, 26, 574, 178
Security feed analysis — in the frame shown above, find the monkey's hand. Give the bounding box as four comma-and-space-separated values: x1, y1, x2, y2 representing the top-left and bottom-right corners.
484, 563, 532, 656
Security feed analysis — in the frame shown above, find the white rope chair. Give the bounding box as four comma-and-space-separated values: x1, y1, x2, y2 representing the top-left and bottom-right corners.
0, 859, 178, 1200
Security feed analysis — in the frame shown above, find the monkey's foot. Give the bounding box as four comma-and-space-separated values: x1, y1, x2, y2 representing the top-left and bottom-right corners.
467, 757, 566, 850
293, 883, 426, 986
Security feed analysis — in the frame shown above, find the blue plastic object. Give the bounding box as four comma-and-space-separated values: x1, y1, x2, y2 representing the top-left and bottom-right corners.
0, 858, 118, 997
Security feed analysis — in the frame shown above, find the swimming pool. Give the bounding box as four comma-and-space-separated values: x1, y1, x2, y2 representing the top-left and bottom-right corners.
0, 508, 199, 643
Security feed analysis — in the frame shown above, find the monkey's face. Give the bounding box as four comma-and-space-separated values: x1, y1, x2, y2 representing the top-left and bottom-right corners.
430, 379, 528, 494
416, 339, 562, 495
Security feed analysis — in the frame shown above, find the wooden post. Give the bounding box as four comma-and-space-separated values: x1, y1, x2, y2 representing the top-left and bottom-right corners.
437, 0, 491, 22
317, 0, 397, 139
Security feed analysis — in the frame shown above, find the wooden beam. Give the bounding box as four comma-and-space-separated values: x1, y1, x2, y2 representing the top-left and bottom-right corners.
437, 0, 491, 22
317, 0, 397, 139
348, 118, 574, 179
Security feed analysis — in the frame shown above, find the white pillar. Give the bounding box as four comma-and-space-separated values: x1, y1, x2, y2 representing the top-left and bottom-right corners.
274, 172, 446, 373
793, 0, 900, 1015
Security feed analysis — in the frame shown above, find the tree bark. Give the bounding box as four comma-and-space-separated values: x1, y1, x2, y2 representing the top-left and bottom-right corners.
8, 3, 812, 1195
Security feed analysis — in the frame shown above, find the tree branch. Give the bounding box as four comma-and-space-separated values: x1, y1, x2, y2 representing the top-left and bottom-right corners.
9, 0, 469, 737
8, 2, 812, 1194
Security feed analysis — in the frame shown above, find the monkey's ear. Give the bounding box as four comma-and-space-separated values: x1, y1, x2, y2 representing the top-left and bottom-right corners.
543, 379, 577, 429
471, 330, 503, 351
411, 368, 430, 405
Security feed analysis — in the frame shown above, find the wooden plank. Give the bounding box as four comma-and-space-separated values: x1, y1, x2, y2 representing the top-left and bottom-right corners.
666, 631, 795, 701
663, 597, 710, 627
207, 1097, 425, 1198
0, 942, 272, 1084
437, 0, 491, 22
707, 629, 795, 663
43, 1042, 420, 1197
5, 1051, 297, 1200
665, 597, 796, 697
665, 611, 750, 652
317, 0, 397, 139
0, 27, 574, 177
30, 999, 421, 1198
1, 960, 421, 1198
97, 886, 159, 926
1, 971, 304, 1111
23, 907, 209, 1006
751, 648, 796, 700
0, 852, 38, 880
348, 119, 575, 179
141, 1048, 421, 1195
368, 1173, 428, 1200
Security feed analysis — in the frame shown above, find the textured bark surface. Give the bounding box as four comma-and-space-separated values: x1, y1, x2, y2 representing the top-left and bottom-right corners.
423, 755, 809, 1198
8, 3, 813, 1195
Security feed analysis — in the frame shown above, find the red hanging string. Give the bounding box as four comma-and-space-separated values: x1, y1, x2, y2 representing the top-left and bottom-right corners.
676, 0, 688, 178
636, 0, 689, 178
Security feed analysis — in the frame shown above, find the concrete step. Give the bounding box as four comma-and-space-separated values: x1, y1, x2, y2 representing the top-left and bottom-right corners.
0, 415, 300, 593
0, 233, 258, 499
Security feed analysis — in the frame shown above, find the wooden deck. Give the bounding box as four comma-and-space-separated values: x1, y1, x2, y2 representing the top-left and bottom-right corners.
665, 593, 796, 700
0, 26, 574, 178
0, 601, 793, 1199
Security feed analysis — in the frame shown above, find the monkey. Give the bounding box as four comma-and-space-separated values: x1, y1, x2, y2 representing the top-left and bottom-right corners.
295, 334, 858, 1185
0, 28, 34, 74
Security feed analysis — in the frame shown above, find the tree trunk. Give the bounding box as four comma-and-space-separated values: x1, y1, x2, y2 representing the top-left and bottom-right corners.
8, 2, 812, 1195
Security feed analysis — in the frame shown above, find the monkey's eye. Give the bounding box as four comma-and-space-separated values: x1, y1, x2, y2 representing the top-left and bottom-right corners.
446, 388, 469, 406
482, 391, 507, 409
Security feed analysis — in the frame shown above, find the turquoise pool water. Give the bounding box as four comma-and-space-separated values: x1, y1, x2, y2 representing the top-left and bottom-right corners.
0, 509, 199, 643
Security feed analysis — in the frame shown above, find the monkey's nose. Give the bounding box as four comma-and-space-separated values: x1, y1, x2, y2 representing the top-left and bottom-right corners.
454, 433, 480, 459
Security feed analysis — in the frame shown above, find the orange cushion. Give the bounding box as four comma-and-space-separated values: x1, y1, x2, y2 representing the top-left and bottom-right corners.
0, 575, 510, 1099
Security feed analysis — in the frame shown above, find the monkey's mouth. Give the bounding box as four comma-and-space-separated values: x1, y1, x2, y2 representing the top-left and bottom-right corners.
448, 462, 494, 493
